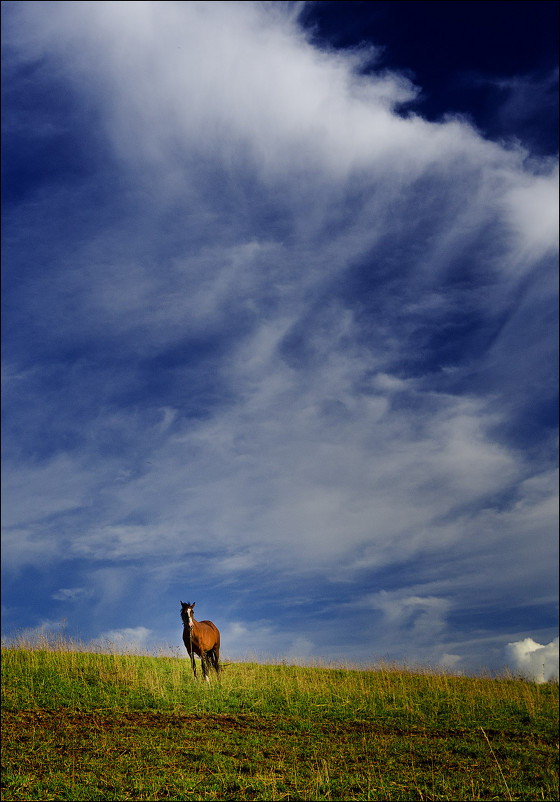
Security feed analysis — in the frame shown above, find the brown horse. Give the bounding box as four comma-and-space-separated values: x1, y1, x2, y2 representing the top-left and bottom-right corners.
180, 601, 220, 681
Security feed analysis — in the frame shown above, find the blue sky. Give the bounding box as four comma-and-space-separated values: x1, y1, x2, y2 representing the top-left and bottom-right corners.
2, 0, 558, 681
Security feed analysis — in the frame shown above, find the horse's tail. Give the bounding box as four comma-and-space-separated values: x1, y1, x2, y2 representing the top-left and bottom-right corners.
210, 645, 220, 675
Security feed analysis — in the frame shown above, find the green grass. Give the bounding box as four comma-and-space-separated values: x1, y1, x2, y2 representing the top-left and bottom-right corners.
1, 635, 558, 800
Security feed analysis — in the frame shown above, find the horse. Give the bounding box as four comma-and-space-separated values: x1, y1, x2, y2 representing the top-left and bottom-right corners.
180, 601, 221, 681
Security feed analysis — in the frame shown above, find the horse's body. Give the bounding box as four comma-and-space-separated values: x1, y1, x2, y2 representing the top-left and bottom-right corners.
181, 601, 220, 681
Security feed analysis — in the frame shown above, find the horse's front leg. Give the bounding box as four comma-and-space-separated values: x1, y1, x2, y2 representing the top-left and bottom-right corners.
186, 641, 197, 680
185, 631, 198, 681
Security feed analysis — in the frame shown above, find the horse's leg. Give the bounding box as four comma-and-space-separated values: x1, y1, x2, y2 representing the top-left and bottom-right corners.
185, 633, 198, 681
200, 651, 210, 682
211, 647, 220, 677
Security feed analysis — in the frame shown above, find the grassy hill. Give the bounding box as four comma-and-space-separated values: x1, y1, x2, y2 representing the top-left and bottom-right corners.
1, 637, 558, 800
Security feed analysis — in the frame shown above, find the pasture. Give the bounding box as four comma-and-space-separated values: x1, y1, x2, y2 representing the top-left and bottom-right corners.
1, 635, 558, 801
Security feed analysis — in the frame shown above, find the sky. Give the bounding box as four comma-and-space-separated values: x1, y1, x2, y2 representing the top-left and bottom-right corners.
1, 0, 558, 682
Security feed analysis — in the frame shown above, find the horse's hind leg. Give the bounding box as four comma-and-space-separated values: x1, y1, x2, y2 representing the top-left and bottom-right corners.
200, 651, 210, 682
211, 647, 220, 677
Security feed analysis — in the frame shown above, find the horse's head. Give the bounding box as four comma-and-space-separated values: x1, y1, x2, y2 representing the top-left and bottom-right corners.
180, 600, 195, 629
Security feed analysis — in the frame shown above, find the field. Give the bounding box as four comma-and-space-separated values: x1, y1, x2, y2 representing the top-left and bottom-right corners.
1, 637, 558, 801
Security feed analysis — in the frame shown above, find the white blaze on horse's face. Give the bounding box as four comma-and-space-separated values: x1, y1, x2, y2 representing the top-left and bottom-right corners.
181, 601, 195, 630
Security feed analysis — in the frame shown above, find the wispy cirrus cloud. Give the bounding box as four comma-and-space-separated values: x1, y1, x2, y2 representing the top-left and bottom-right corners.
1, 1, 557, 673
51, 587, 92, 602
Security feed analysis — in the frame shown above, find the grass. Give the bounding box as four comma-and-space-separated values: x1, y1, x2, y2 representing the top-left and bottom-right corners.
1, 634, 558, 800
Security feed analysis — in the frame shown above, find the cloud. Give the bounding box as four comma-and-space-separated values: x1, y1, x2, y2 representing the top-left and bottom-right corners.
6, 618, 67, 646
218, 620, 316, 663
503, 163, 559, 264
4, 0, 539, 191
361, 591, 452, 663
467, 70, 559, 157
1, 455, 95, 531
505, 637, 559, 683
93, 626, 153, 653
51, 587, 91, 602
1, 0, 557, 672
439, 654, 463, 671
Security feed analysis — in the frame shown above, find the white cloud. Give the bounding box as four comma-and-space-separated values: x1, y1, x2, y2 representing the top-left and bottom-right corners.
1, 0, 557, 671
504, 163, 559, 264
6, 0, 531, 189
51, 587, 91, 602
94, 626, 153, 652
1, 455, 93, 530
2, 354, 554, 592
1, 527, 59, 573
366, 591, 451, 642
439, 653, 463, 671
505, 637, 559, 683
218, 620, 277, 661
7, 618, 67, 647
